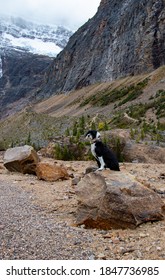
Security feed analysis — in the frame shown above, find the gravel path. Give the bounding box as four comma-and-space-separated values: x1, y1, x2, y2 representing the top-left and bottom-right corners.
0, 179, 96, 260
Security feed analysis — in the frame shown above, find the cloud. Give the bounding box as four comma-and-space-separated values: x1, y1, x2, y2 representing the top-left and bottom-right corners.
0, 0, 101, 29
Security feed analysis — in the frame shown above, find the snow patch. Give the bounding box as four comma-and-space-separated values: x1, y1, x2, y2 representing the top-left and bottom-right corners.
3, 33, 62, 57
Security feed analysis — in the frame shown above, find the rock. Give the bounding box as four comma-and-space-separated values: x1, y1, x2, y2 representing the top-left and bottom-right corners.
123, 143, 165, 163
71, 176, 81, 186
0, 224, 5, 230
159, 173, 165, 180
36, 162, 70, 181
76, 172, 165, 229
3, 145, 39, 174
85, 166, 98, 174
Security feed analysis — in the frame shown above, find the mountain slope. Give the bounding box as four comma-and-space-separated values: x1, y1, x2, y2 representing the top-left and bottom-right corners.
0, 66, 164, 150
34, 65, 165, 119
41, 0, 165, 94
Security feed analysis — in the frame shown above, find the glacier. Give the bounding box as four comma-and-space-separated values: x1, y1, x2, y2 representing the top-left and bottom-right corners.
3, 33, 62, 57
0, 14, 73, 57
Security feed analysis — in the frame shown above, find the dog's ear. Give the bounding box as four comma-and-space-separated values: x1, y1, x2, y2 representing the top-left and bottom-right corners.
85, 131, 90, 137
85, 131, 93, 140
96, 131, 101, 139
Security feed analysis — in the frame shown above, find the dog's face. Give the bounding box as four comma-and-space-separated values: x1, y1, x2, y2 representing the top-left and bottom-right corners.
85, 130, 101, 141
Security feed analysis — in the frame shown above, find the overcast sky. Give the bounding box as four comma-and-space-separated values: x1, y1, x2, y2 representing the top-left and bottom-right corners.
1, 0, 101, 30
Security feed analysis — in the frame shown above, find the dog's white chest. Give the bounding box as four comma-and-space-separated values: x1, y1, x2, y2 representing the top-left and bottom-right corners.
91, 143, 97, 158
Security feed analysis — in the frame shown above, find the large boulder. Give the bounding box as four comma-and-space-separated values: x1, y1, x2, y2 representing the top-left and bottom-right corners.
76, 171, 165, 229
36, 162, 70, 181
123, 143, 165, 163
3, 145, 39, 174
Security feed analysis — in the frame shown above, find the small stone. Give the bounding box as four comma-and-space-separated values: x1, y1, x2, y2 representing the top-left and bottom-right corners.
139, 233, 148, 238
85, 166, 97, 174
0, 225, 5, 230
71, 177, 80, 186
97, 253, 106, 259
112, 238, 120, 244
88, 254, 95, 260
156, 247, 162, 251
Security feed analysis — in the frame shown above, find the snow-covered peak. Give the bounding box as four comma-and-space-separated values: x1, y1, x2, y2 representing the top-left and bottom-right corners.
0, 14, 73, 57
3, 33, 62, 57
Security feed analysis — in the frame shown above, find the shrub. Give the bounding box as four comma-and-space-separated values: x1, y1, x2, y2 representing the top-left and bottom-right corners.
80, 78, 149, 107
98, 121, 109, 131
54, 141, 86, 161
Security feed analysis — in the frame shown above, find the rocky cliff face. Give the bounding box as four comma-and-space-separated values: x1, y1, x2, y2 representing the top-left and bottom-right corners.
0, 50, 52, 118
42, 0, 165, 94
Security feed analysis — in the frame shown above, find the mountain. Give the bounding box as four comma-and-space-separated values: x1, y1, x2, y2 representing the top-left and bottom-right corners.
1, 0, 165, 120
0, 14, 73, 57
0, 15, 73, 118
41, 0, 165, 94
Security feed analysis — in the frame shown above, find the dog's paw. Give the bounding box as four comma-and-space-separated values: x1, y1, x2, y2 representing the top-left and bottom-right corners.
96, 167, 104, 171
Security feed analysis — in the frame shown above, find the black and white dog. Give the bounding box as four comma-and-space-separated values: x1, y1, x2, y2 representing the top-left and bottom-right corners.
85, 130, 120, 171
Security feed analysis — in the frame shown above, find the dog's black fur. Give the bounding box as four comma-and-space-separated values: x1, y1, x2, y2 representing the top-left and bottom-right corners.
85, 130, 120, 171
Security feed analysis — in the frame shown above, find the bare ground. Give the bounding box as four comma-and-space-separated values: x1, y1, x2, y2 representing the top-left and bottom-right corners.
0, 155, 165, 260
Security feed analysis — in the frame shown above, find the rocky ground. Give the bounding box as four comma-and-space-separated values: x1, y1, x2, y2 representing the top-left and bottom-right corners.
0, 153, 165, 260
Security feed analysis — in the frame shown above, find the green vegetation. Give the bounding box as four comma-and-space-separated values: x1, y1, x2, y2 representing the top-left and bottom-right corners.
129, 120, 164, 144
126, 89, 165, 120
118, 79, 149, 106
54, 115, 88, 161
154, 89, 165, 118
54, 141, 86, 161
80, 78, 149, 107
